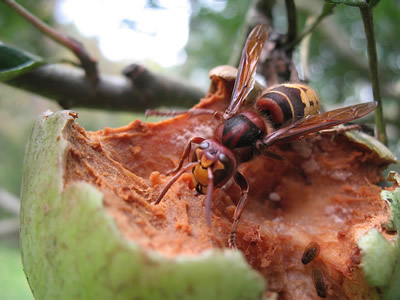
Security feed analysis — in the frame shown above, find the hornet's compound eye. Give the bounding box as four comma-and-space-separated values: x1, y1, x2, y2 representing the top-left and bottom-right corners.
218, 153, 229, 165
199, 141, 210, 149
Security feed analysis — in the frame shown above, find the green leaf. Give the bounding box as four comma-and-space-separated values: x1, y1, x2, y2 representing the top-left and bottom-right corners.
0, 43, 44, 81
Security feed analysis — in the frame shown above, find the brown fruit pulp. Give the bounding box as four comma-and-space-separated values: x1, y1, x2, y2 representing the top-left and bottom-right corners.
64, 77, 392, 299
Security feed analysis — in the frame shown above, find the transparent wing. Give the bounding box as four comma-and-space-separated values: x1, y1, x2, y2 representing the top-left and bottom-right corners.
263, 102, 377, 146
223, 24, 269, 119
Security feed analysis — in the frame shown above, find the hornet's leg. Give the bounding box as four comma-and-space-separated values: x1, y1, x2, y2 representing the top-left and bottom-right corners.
205, 167, 215, 227
154, 161, 199, 204
154, 136, 205, 205
320, 124, 363, 142
228, 171, 249, 248
167, 136, 205, 175
188, 109, 223, 120
319, 124, 361, 135
255, 140, 284, 161
146, 108, 223, 120
146, 109, 189, 118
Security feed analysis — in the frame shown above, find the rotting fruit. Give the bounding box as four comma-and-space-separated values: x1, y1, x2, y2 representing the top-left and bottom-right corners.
21, 70, 400, 300
147, 24, 377, 250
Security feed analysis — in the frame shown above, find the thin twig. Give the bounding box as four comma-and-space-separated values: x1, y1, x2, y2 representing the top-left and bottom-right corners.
2, 0, 99, 85
251, 0, 299, 83
359, 6, 387, 145
287, 3, 336, 50
6, 64, 204, 111
297, 0, 367, 72
285, 0, 297, 51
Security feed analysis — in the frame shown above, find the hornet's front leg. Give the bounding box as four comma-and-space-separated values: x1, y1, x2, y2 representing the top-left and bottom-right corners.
166, 136, 205, 175
228, 171, 249, 248
154, 137, 204, 204
154, 161, 199, 204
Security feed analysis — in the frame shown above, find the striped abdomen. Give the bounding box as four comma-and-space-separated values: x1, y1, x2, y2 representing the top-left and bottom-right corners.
256, 83, 320, 128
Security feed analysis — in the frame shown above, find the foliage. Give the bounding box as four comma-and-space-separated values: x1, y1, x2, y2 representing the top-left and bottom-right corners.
0, 0, 54, 56
0, 0, 56, 197
180, 1, 251, 82
0, 44, 44, 81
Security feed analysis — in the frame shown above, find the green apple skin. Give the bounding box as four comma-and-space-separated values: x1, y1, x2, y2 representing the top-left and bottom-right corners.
20, 111, 265, 300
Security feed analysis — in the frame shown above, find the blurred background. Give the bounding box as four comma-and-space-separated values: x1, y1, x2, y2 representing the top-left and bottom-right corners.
1, 0, 400, 298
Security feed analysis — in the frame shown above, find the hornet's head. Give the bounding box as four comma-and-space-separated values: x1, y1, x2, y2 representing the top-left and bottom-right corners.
191, 139, 236, 194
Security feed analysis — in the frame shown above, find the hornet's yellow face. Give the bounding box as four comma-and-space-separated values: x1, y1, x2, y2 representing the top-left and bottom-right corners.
192, 148, 225, 194
191, 140, 236, 195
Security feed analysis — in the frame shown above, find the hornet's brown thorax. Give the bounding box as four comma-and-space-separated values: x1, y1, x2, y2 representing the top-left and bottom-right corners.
214, 111, 266, 163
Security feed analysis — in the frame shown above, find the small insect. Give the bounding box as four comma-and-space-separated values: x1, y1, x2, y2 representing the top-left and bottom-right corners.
312, 269, 327, 298
302, 242, 321, 265
151, 24, 377, 248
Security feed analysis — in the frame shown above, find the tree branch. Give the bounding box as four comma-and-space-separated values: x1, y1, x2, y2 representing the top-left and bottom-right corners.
5, 64, 204, 111
296, 0, 399, 101
285, 0, 297, 51
287, 3, 335, 50
2, 0, 99, 84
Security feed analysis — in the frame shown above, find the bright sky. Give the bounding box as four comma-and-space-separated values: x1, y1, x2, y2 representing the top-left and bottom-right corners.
54, 0, 191, 67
